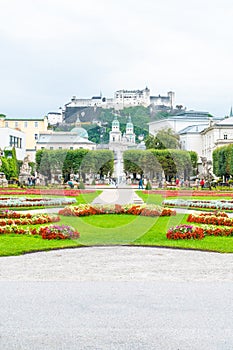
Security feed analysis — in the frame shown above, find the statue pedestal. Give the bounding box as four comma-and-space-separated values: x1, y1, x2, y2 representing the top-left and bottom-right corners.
19, 173, 30, 185
0, 172, 8, 187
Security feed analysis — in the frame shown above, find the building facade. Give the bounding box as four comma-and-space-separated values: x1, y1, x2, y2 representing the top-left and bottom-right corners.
36, 127, 96, 151
0, 115, 48, 161
0, 127, 25, 161
114, 87, 150, 109
200, 117, 233, 161
47, 112, 63, 125
109, 116, 136, 149
179, 124, 208, 161
149, 111, 223, 135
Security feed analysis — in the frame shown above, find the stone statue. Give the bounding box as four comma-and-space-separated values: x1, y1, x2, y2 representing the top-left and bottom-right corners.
19, 155, 31, 185
20, 156, 31, 175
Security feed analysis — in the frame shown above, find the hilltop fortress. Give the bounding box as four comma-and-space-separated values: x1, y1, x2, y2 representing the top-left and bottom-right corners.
64, 87, 174, 113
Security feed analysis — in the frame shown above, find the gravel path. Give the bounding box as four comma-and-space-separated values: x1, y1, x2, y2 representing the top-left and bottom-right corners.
1, 247, 233, 350
1, 246, 233, 281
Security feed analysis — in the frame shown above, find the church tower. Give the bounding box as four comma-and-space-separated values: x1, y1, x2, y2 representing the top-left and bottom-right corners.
230, 106, 233, 117
109, 116, 122, 143
124, 116, 136, 143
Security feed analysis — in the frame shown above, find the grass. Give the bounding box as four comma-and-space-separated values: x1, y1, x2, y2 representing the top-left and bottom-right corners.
0, 234, 82, 256
0, 191, 102, 211
136, 191, 233, 205
74, 190, 102, 204
2, 189, 233, 256
2, 213, 233, 255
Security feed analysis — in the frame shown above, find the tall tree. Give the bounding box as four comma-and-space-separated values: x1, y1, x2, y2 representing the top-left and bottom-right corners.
145, 128, 180, 149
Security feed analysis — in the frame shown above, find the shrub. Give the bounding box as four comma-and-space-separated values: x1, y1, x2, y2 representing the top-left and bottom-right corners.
78, 181, 85, 189
145, 181, 152, 190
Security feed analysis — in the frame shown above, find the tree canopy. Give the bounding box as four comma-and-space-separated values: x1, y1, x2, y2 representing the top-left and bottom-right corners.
36, 149, 114, 181
145, 128, 180, 150
213, 145, 233, 179
123, 149, 195, 181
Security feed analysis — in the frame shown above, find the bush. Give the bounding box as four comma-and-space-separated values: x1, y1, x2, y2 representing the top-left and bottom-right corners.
78, 181, 85, 189
145, 180, 152, 190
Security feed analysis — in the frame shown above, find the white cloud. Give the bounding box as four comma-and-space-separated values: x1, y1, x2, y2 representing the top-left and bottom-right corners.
0, 0, 233, 116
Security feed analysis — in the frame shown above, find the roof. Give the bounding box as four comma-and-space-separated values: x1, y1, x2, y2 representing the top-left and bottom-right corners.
5, 116, 47, 121
150, 96, 169, 100
37, 132, 94, 144
70, 127, 88, 139
216, 117, 233, 126
149, 114, 223, 125
115, 89, 147, 94
178, 124, 208, 134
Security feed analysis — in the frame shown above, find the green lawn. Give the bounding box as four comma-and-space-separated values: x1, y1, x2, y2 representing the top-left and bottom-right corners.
0, 234, 82, 256
0, 191, 102, 211
74, 190, 102, 204
2, 213, 233, 256
136, 191, 233, 205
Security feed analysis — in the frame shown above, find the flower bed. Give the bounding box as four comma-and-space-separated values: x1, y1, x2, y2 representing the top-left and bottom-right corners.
58, 204, 176, 217
0, 214, 60, 226
0, 189, 94, 197
0, 210, 79, 240
166, 225, 204, 240
0, 224, 79, 240
144, 190, 233, 197
163, 199, 233, 211
38, 225, 80, 240
167, 223, 233, 240
0, 210, 33, 218
167, 211, 233, 240
0, 197, 76, 208
187, 213, 233, 226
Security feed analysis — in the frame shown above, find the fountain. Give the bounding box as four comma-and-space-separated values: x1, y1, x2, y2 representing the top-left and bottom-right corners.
115, 150, 125, 186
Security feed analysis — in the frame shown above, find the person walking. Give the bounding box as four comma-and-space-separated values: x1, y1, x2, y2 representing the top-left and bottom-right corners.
200, 178, 205, 189
138, 178, 144, 189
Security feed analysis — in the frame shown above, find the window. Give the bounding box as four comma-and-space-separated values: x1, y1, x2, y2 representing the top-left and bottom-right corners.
50, 147, 53, 150
9, 135, 13, 147
41, 147, 45, 150
24, 121, 28, 128
5, 122, 8, 127
34, 134, 38, 140
224, 134, 228, 140
70, 147, 73, 150
15, 122, 18, 128
59, 147, 62, 150
34, 122, 38, 128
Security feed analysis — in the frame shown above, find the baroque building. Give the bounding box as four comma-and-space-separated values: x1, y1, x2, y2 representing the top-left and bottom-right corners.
0, 115, 48, 161
109, 116, 136, 149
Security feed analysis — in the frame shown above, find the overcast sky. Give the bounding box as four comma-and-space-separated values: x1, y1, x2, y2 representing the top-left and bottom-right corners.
1, 0, 233, 117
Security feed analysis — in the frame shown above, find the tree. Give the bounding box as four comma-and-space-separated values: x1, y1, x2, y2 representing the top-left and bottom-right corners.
93, 150, 114, 177
123, 150, 144, 177
123, 149, 194, 181
145, 128, 180, 150
213, 145, 232, 179
35, 149, 114, 182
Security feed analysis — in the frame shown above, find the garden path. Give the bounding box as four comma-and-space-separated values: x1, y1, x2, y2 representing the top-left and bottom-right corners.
91, 185, 144, 205
1, 247, 233, 349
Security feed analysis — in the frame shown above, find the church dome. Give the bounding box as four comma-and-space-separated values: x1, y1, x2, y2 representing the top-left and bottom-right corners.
112, 117, 119, 127
126, 116, 133, 130
71, 127, 88, 139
